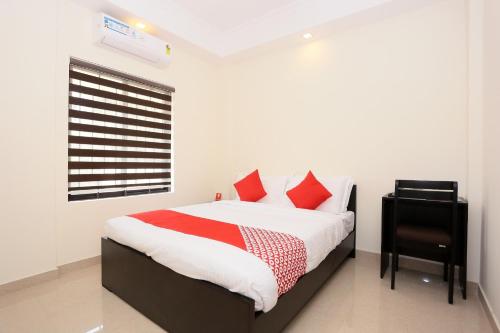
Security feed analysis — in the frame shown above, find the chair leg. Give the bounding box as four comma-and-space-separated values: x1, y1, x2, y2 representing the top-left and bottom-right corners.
448, 263, 455, 304
395, 254, 399, 272
391, 251, 398, 290
444, 261, 448, 282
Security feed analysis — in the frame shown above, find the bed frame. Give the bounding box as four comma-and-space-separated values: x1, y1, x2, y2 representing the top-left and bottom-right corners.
102, 185, 356, 333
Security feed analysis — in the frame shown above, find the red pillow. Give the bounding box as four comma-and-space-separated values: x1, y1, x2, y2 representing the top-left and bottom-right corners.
234, 170, 267, 202
286, 171, 332, 210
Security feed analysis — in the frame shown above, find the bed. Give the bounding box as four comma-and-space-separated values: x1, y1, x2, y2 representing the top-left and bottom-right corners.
101, 185, 356, 333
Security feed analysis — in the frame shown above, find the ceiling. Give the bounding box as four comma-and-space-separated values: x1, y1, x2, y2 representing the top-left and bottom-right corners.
87, 0, 435, 57
172, 0, 298, 31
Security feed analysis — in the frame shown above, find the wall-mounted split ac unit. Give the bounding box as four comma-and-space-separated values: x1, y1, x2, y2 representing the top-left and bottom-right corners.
95, 13, 171, 66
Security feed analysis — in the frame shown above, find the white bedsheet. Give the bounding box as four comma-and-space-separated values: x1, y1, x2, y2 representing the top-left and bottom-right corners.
104, 200, 354, 312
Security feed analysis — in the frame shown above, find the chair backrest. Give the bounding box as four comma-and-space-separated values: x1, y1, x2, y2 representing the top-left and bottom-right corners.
393, 180, 459, 243
394, 180, 458, 203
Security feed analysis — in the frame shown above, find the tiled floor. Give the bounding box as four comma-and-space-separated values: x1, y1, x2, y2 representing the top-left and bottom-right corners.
0, 252, 493, 333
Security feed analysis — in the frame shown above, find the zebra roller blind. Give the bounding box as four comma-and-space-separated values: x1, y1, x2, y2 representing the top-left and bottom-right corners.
68, 58, 174, 201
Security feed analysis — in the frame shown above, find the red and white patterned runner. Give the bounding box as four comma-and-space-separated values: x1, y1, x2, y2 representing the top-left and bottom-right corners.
239, 226, 307, 296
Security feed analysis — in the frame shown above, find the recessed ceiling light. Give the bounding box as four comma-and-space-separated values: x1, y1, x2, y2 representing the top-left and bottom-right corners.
303, 33, 313, 40
135, 22, 146, 30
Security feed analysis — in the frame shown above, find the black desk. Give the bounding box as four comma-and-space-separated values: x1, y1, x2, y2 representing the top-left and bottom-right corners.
380, 193, 468, 298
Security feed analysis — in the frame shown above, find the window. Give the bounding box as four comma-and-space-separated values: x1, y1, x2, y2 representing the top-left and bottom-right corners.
68, 58, 174, 201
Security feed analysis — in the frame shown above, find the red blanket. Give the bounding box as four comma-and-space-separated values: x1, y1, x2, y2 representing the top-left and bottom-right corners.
129, 210, 307, 296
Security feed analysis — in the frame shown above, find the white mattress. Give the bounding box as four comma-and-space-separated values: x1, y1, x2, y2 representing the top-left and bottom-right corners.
104, 200, 355, 312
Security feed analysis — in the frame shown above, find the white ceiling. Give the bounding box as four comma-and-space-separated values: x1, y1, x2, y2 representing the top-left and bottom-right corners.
172, 0, 298, 31
89, 0, 435, 57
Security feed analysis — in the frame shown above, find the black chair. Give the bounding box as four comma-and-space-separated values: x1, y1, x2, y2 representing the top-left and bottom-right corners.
391, 180, 458, 304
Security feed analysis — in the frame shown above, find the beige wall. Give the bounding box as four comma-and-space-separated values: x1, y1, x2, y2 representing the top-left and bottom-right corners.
481, 0, 500, 325
54, 1, 225, 266
466, 0, 484, 295
0, 0, 59, 284
0, 0, 225, 284
0, 0, 488, 287
221, 0, 478, 278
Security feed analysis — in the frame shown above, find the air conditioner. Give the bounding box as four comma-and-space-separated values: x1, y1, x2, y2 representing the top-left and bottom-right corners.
95, 13, 171, 66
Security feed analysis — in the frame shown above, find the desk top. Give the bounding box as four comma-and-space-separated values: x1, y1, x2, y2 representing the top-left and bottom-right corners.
383, 193, 468, 204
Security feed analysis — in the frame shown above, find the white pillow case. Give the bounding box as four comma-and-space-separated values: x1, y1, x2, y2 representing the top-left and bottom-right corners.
258, 176, 290, 206
285, 175, 354, 214
234, 174, 289, 206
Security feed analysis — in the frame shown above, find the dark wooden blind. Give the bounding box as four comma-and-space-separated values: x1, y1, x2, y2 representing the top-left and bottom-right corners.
68, 58, 174, 201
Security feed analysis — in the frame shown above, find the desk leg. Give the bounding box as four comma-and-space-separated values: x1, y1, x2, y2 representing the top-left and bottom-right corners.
460, 266, 467, 300
380, 251, 389, 278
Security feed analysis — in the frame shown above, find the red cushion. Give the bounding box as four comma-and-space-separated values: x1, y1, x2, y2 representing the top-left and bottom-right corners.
286, 171, 332, 210
234, 170, 267, 202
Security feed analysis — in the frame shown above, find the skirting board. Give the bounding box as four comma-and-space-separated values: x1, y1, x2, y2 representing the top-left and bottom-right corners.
1, 250, 477, 295
357, 250, 478, 293
58, 255, 101, 274
0, 255, 101, 295
479, 285, 500, 333
0, 269, 59, 296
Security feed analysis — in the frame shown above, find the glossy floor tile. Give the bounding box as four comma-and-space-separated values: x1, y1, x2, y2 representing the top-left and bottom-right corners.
0, 252, 493, 333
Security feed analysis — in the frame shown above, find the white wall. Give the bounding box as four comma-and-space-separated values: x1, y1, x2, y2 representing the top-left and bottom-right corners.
481, 0, 500, 325
0, 0, 225, 284
221, 0, 480, 280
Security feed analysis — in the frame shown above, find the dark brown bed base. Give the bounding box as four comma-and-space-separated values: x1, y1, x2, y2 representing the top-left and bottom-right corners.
102, 185, 356, 333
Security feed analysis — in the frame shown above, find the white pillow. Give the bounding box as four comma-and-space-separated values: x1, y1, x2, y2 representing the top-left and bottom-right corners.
258, 176, 289, 206
234, 173, 289, 206
285, 175, 354, 213
339, 178, 354, 212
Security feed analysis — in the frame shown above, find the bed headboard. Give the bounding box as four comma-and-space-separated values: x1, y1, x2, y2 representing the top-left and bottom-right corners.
347, 185, 356, 214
